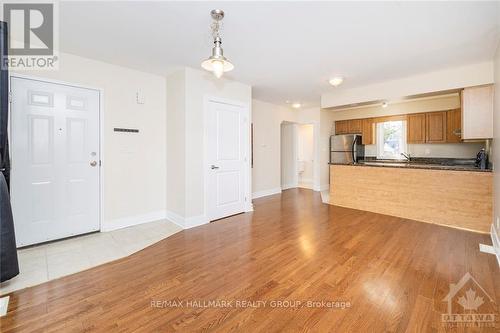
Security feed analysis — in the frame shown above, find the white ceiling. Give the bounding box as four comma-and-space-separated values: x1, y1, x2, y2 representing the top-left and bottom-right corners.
59, 1, 500, 107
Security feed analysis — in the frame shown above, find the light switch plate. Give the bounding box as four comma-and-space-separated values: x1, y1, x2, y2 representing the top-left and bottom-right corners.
136, 91, 145, 104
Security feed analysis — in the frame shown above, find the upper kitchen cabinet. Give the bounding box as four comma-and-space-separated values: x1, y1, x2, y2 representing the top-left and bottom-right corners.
407, 113, 426, 144
425, 111, 447, 143
361, 118, 375, 145
446, 109, 462, 143
335, 119, 362, 135
461, 85, 493, 139
348, 119, 362, 134
335, 120, 349, 134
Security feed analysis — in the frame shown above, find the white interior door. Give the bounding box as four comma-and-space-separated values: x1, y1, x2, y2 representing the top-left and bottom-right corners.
207, 100, 247, 221
10, 77, 100, 247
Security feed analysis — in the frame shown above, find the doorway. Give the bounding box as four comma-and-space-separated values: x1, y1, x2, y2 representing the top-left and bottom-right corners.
280, 122, 318, 191
10, 76, 101, 247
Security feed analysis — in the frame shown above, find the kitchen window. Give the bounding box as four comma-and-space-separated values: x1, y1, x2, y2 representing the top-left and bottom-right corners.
376, 120, 407, 159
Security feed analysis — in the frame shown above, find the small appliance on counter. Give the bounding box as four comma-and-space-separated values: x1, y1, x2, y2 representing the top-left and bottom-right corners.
329, 134, 364, 164
475, 148, 488, 170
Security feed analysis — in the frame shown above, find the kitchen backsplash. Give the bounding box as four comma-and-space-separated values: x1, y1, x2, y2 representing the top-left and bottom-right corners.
365, 142, 485, 159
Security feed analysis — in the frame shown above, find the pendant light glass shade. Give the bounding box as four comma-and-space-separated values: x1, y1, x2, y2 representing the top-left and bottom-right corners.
201, 57, 234, 78
201, 10, 234, 78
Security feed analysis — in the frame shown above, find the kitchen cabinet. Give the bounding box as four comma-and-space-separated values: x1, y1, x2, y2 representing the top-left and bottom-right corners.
335, 120, 349, 134
426, 111, 447, 143
446, 109, 462, 143
461, 85, 493, 139
407, 113, 426, 144
361, 118, 374, 145
348, 119, 362, 133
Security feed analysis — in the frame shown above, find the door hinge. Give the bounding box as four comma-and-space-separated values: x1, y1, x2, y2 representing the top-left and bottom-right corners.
99, 160, 102, 166
245, 196, 247, 202
8, 91, 12, 103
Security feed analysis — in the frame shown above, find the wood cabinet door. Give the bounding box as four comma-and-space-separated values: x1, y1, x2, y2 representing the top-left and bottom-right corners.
361, 118, 374, 145
335, 120, 349, 134
348, 119, 362, 133
407, 114, 426, 143
426, 111, 447, 143
446, 109, 462, 143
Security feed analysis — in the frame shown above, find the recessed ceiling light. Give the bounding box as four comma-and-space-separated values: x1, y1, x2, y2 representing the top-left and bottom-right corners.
382, 101, 388, 108
291, 103, 302, 109
329, 77, 344, 87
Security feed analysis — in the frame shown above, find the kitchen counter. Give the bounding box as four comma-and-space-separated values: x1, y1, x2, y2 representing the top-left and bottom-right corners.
329, 158, 492, 172
329, 163, 493, 233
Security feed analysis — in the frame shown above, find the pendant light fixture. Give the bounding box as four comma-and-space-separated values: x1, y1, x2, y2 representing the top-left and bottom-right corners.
201, 9, 234, 78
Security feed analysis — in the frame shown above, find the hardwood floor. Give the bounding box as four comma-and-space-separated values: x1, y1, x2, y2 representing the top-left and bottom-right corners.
1, 188, 499, 332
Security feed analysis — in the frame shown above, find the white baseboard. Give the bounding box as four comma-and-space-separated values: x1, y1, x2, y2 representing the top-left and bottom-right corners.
491, 224, 500, 267
185, 215, 209, 229
0, 296, 9, 317
315, 184, 329, 192
101, 210, 167, 232
298, 179, 313, 190
252, 187, 282, 199
165, 210, 209, 229
281, 183, 297, 191
165, 210, 186, 229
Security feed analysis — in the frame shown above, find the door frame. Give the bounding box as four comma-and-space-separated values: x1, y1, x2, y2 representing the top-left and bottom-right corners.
203, 95, 252, 222
280, 120, 321, 191
8, 73, 104, 234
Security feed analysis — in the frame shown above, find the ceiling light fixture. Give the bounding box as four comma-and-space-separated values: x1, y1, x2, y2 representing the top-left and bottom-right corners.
291, 103, 302, 109
329, 77, 344, 87
201, 9, 234, 79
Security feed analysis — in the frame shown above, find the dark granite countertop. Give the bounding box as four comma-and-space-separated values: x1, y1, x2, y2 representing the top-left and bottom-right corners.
329, 157, 492, 173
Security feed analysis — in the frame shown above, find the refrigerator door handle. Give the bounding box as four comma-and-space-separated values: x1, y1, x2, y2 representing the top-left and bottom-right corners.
351, 136, 357, 163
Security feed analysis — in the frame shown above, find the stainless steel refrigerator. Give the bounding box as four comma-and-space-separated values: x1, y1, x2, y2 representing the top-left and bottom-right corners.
329, 134, 364, 164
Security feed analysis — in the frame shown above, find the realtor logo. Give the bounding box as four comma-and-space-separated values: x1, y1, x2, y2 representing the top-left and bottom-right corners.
1, 1, 58, 70
442, 272, 497, 328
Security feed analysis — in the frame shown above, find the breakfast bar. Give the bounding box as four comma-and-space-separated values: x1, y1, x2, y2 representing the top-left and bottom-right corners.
329, 163, 493, 233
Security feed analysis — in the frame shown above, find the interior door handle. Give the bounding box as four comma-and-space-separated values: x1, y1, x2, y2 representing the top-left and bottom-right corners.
211, 165, 219, 170
90, 161, 97, 167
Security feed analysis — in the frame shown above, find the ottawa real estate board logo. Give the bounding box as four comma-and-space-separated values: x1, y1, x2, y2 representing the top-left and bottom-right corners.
442, 272, 497, 328
1, 1, 59, 70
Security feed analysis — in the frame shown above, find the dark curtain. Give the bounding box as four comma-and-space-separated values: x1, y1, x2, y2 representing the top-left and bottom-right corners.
0, 20, 19, 282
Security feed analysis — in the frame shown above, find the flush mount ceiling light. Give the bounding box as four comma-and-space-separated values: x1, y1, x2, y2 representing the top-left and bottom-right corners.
329, 77, 344, 87
201, 9, 234, 79
291, 103, 302, 109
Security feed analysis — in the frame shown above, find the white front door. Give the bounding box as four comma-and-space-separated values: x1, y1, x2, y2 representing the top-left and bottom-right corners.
10, 77, 100, 247
207, 99, 248, 221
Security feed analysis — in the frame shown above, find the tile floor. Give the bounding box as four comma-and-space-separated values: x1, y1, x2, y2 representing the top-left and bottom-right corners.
0, 219, 182, 295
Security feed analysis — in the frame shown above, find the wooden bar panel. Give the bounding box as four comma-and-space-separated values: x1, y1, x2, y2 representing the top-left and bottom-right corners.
329, 165, 493, 233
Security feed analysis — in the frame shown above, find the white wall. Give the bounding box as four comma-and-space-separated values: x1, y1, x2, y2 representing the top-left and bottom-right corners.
12, 52, 167, 231
280, 123, 297, 189
319, 109, 336, 189
251, 100, 323, 197
297, 124, 314, 188
251, 100, 296, 197
166, 70, 186, 217
166, 68, 252, 225
321, 61, 494, 108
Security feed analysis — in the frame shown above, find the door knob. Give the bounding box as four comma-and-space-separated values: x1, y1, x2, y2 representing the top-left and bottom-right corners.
90, 161, 97, 167
210, 165, 219, 170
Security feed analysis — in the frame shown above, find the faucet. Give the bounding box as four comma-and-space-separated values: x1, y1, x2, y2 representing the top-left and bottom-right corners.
401, 152, 411, 162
